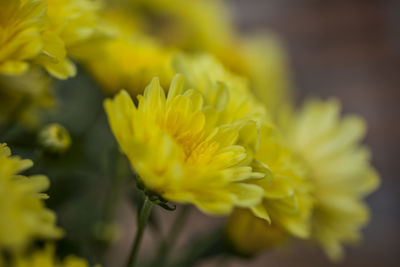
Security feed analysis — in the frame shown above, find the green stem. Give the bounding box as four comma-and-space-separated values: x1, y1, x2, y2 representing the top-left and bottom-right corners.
152, 205, 191, 267
104, 152, 127, 222
126, 197, 153, 267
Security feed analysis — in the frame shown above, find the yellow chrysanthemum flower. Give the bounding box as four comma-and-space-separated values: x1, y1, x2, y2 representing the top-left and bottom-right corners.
0, 70, 54, 127
226, 125, 313, 255
174, 55, 309, 229
85, 11, 174, 96
14, 245, 96, 267
0, 144, 63, 252
0, 0, 104, 79
104, 75, 266, 214
280, 99, 380, 261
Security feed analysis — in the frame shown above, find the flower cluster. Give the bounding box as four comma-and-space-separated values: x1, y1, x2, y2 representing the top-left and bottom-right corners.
0, 0, 380, 265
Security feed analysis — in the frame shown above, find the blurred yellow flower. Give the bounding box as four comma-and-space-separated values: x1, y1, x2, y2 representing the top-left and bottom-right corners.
85, 11, 174, 96
126, 0, 291, 114
0, 0, 105, 79
280, 99, 380, 261
226, 208, 287, 255
14, 245, 95, 267
0, 144, 63, 252
45, 0, 103, 49
237, 35, 292, 116
250, 124, 313, 237
226, 125, 313, 255
104, 75, 266, 214
0, 70, 55, 127
38, 0, 106, 79
0, 0, 48, 75
130, 0, 235, 51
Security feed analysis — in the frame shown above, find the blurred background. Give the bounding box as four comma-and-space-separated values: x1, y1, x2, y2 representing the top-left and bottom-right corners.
227, 0, 399, 266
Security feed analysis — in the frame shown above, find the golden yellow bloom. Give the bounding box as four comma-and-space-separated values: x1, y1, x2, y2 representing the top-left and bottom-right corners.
0, 70, 54, 127
104, 75, 266, 214
85, 11, 174, 96
0, 144, 63, 252
14, 245, 96, 267
280, 99, 380, 261
0, 0, 104, 79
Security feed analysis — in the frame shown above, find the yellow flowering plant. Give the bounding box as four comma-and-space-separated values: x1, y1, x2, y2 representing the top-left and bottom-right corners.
0, 0, 381, 266
0, 144, 63, 253
279, 99, 380, 261
104, 75, 266, 214
0, 0, 106, 79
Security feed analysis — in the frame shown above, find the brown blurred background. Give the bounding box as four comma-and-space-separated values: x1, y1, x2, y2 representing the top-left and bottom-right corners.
106, 1, 399, 266
228, 0, 399, 266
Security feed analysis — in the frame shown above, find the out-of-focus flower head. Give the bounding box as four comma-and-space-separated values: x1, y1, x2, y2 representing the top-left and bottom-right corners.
124, 0, 292, 114
104, 75, 268, 214
85, 10, 175, 96
0, 144, 63, 252
0, 70, 54, 127
129, 0, 235, 51
14, 245, 97, 267
237, 35, 292, 116
0, 0, 106, 79
279, 99, 380, 261
226, 124, 313, 255
226, 208, 287, 255
249, 124, 313, 236
38, 0, 107, 79
0, 0, 48, 75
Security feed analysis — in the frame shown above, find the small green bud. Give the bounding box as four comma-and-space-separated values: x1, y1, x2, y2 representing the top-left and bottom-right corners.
38, 123, 71, 154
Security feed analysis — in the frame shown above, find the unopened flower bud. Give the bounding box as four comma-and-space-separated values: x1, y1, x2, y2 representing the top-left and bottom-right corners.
38, 123, 71, 154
